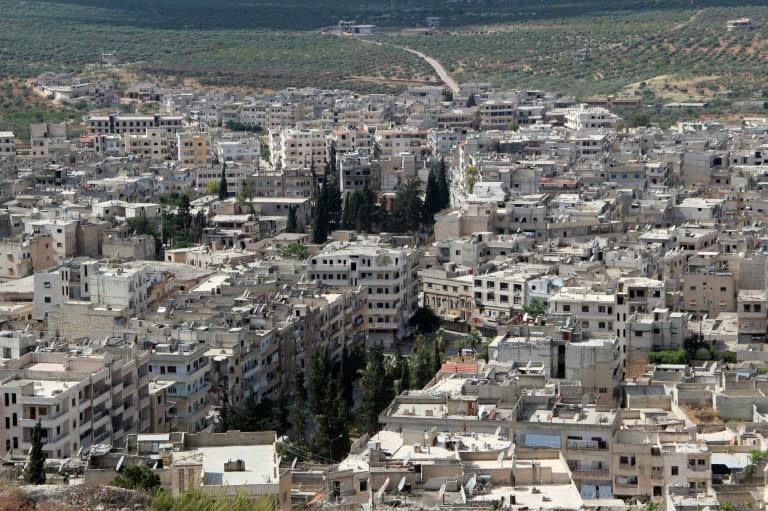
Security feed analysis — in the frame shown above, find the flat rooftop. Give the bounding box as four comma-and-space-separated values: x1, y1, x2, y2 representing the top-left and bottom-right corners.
200, 444, 277, 486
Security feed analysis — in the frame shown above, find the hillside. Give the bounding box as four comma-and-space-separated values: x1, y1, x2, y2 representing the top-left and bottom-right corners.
0, 0, 766, 97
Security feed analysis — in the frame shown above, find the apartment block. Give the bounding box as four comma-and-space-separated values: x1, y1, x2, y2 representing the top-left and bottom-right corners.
0, 131, 15, 158
86, 114, 183, 135
306, 240, 418, 346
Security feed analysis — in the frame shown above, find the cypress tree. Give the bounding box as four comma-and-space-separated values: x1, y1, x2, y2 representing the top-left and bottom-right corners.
286, 206, 298, 233
437, 158, 450, 210
424, 167, 439, 222
311, 185, 329, 244
288, 370, 309, 448
308, 348, 330, 416
357, 341, 389, 435
24, 419, 46, 485
433, 339, 442, 375
339, 343, 354, 407
218, 163, 228, 200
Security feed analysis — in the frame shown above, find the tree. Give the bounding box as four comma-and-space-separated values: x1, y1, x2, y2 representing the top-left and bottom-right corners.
113, 464, 161, 491
357, 341, 392, 435
411, 335, 436, 389
204, 180, 219, 195
218, 163, 228, 200
464, 165, 479, 194
433, 339, 442, 375
423, 167, 440, 223
286, 206, 298, 233
388, 178, 424, 233
308, 348, 331, 416
466, 93, 477, 108
398, 351, 411, 393
23, 419, 46, 485
410, 306, 440, 334
522, 300, 547, 317
339, 343, 354, 407
326, 178, 343, 231
287, 370, 309, 447
437, 158, 450, 210
311, 184, 329, 244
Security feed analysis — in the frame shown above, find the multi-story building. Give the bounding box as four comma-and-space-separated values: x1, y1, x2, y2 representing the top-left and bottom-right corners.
216, 138, 259, 163
0, 131, 15, 158
176, 132, 209, 166
148, 342, 210, 433
0, 345, 150, 458
123, 128, 172, 161
86, 114, 183, 136
0, 234, 54, 279
274, 127, 328, 169
479, 100, 519, 130
306, 240, 419, 346
29, 123, 68, 160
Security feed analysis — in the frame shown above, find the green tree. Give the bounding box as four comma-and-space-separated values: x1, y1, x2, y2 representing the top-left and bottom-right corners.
388, 178, 424, 233
113, 464, 161, 491
433, 339, 442, 375
411, 335, 436, 389
464, 165, 478, 194
311, 184, 329, 244
522, 300, 547, 316
326, 178, 343, 231
423, 167, 440, 223
23, 419, 46, 485
287, 370, 309, 447
286, 206, 298, 233
308, 348, 330, 416
437, 157, 450, 210
218, 163, 228, 200
278, 242, 309, 260
357, 341, 392, 435
466, 93, 477, 108
339, 343, 354, 407
398, 351, 411, 393
205, 180, 219, 196
410, 306, 440, 334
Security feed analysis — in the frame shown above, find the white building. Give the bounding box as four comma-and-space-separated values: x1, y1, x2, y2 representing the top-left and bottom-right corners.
306, 240, 419, 346
0, 131, 15, 158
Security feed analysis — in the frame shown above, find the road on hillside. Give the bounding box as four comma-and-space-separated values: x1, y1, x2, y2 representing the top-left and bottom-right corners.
357, 38, 460, 94
395, 45, 460, 94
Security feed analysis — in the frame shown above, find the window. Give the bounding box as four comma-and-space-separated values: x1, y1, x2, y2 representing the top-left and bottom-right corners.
44, 297, 51, 303
582, 321, 590, 328
562, 304, 571, 312
43, 282, 51, 289
581, 305, 589, 313
671, 466, 678, 476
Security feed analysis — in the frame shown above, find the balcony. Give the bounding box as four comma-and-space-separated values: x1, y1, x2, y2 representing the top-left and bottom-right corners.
571, 465, 609, 476
567, 439, 608, 450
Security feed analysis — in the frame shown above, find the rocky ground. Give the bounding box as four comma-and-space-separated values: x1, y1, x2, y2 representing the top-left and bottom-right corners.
0, 484, 151, 511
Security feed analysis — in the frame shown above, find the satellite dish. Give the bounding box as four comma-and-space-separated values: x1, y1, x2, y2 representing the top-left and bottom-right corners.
115, 456, 125, 472
402, 451, 412, 466
497, 451, 505, 464
438, 482, 447, 500
82, 346, 93, 355
397, 476, 406, 492
291, 457, 298, 469
494, 426, 502, 437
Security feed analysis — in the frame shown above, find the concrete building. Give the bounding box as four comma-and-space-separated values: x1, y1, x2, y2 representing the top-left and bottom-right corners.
176, 132, 209, 166
86, 114, 183, 136
29, 123, 68, 160
0, 131, 15, 158
306, 239, 419, 346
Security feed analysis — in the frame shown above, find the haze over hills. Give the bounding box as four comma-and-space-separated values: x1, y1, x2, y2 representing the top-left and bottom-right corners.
21, 0, 768, 29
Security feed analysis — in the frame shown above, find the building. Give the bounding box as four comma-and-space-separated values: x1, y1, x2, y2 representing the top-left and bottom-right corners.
176, 132, 209, 166
0, 131, 15, 158
306, 239, 419, 346
86, 114, 183, 135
